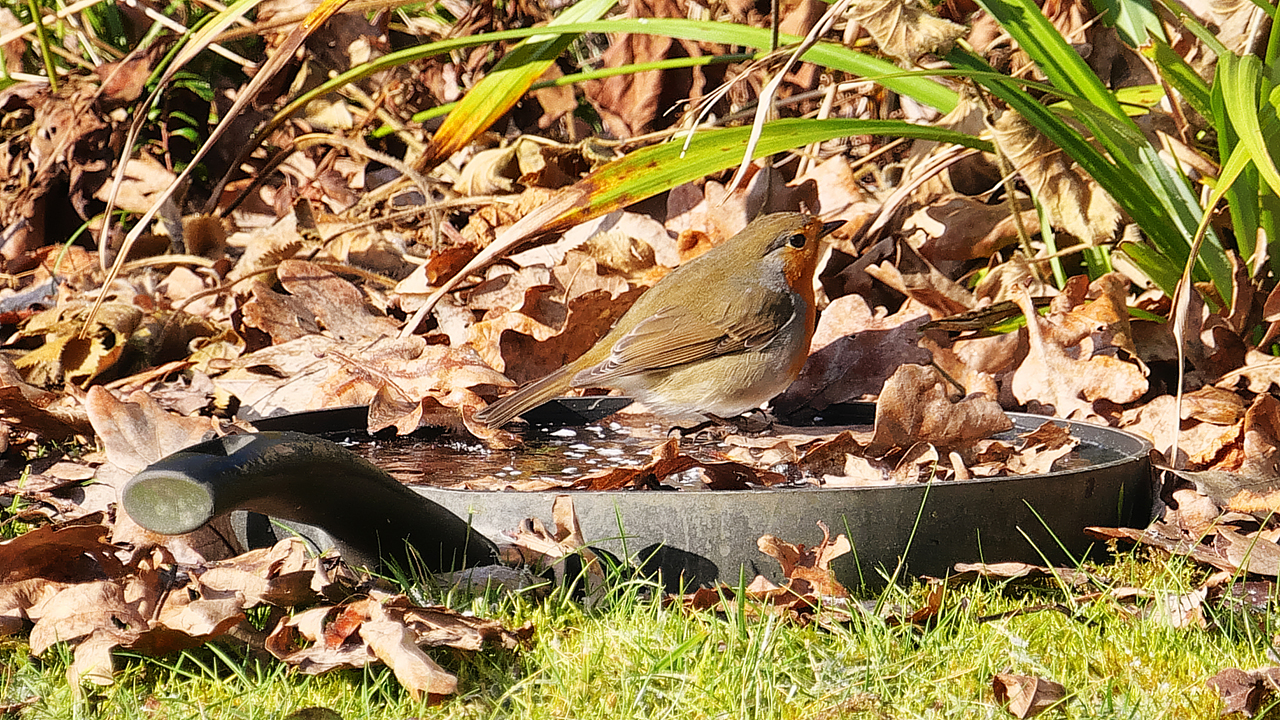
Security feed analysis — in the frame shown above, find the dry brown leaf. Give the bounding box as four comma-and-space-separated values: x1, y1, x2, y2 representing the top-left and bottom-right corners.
580, 0, 720, 138
92, 154, 175, 214
1120, 395, 1241, 468
277, 260, 400, 342
308, 336, 510, 437
455, 145, 521, 195
1179, 467, 1280, 519
27, 579, 143, 654
470, 285, 640, 385
360, 613, 458, 700
0, 578, 69, 636
849, 0, 966, 64
571, 437, 784, 490
992, 672, 1067, 718
1214, 528, 1280, 576
948, 562, 1093, 586
925, 329, 1024, 402
0, 513, 117, 584
756, 521, 851, 598
0, 356, 92, 441
773, 296, 932, 418
213, 334, 341, 419
83, 386, 222, 475
266, 605, 377, 674
14, 302, 143, 387
863, 241, 974, 318
196, 537, 319, 607
225, 213, 313, 284
822, 453, 890, 486
666, 164, 819, 247
458, 186, 560, 247
238, 281, 321, 348
1241, 393, 1280, 479
991, 111, 1120, 245
1010, 285, 1147, 420
794, 430, 866, 477
793, 156, 878, 225
868, 363, 1011, 455
1166, 486, 1224, 537
905, 194, 1036, 264
1182, 385, 1247, 425
1223, 350, 1280, 395
1006, 421, 1079, 475
514, 136, 595, 190
1206, 667, 1271, 717
1059, 273, 1144, 364
1086, 523, 1256, 575
889, 442, 940, 483
1147, 586, 1208, 629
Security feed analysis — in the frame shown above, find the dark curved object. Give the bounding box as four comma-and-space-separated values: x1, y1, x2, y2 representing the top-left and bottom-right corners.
122, 432, 497, 572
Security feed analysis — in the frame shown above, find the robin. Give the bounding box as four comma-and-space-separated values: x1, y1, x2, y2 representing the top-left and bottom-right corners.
475, 212, 845, 428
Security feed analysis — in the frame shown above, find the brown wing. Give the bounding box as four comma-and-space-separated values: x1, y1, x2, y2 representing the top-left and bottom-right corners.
572, 298, 791, 386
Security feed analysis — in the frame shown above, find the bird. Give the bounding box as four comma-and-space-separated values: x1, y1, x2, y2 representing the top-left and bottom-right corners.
475, 212, 845, 429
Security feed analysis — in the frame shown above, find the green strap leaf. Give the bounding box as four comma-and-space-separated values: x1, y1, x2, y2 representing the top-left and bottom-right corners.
420, 0, 617, 167
549, 118, 992, 231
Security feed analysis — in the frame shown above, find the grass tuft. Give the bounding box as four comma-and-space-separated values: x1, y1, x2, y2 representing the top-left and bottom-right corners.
1, 547, 1267, 719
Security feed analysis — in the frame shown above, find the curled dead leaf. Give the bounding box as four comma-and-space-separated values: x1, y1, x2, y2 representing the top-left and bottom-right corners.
992, 672, 1067, 718
868, 363, 1011, 456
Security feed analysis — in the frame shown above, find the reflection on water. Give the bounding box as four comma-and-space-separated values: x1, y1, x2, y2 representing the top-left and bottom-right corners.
316, 414, 1125, 492
328, 418, 714, 488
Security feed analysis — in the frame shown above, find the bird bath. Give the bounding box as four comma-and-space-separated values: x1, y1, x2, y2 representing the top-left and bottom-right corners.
124, 402, 1152, 588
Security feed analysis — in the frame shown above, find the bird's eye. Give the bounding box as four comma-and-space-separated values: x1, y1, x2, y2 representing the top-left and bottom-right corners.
787, 233, 806, 249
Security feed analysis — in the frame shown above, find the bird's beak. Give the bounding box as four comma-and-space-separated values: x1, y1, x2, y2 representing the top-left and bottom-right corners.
820, 220, 846, 238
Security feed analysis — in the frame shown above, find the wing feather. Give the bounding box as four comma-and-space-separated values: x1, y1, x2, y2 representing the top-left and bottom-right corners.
573, 289, 794, 386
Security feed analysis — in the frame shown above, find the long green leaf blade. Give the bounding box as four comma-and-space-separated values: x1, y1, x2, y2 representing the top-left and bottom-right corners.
421, 0, 616, 166
272, 19, 958, 129
1092, 0, 1164, 46
967, 0, 1231, 300
1219, 53, 1280, 196
1144, 39, 1213, 121
549, 118, 991, 230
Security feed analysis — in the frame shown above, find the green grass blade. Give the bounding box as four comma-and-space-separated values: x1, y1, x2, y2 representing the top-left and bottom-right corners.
1157, 1, 1230, 56
385, 52, 754, 131
25, 0, 58, 91
948, 53, 1177, 251
1092, 0, 1165, 46
421, 0, 617, 166
1218, 53, 1280, 196
1117, 238, 1183, 290
1213, 77, 1261, 264
272, 19, 958, 132
1246, 0, 1278, 18
549, 118, 991, 230
967, 0, 1231, 301
973, 0, 1124, 119
1144, 39, 1213, 121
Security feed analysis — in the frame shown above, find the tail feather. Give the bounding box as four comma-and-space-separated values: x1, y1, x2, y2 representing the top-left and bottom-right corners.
475, 367, 575, 428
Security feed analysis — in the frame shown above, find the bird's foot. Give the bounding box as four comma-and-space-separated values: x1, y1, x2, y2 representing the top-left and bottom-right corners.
669, 409, 774, 440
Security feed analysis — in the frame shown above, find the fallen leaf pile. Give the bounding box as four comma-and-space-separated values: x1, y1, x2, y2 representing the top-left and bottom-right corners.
0, 526, 528, 696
